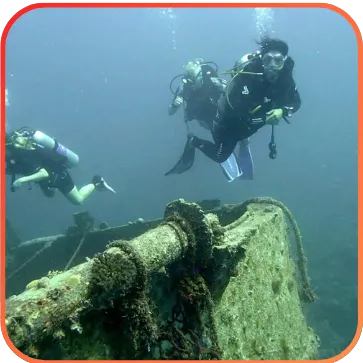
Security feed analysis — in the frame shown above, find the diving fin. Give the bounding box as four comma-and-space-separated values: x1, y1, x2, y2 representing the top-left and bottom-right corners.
165, 135, 196, 176
220, 153, 243, 182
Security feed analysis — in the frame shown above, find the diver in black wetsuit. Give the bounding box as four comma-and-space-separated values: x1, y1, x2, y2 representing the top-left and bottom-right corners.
185, 37, 301, 165
168, 58, 227, 130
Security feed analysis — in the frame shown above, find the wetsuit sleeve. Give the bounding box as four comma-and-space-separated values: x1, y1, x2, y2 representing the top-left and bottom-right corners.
281, 81, 301, 117
6, 152, 42, 177
6, 159, 14, 175
168, 83, 185, 116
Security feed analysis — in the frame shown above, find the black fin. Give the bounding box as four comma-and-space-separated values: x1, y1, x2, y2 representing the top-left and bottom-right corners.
165, 137, 196, 176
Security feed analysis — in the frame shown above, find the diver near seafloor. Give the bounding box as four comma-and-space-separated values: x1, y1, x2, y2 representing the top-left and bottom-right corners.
5, 127, 116, 205
166, 58, 252, 182
168, 37, 301, 174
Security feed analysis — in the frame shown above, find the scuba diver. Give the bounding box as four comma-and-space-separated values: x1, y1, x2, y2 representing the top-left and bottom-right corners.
5, 127, 116, 205
167, 37, 301, 173
168, 58, 226, 130
166, 58, 253, 182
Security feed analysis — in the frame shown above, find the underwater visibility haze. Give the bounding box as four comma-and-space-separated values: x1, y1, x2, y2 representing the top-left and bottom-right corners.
4, 6, 358, 359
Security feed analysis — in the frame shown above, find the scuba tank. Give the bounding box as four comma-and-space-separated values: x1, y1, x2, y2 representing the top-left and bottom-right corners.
31, 130, 79, 168
231, 51, 262, 77
8, 127, 80, 168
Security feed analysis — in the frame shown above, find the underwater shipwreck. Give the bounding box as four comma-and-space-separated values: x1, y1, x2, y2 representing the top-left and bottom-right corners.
5, 197, 320, 360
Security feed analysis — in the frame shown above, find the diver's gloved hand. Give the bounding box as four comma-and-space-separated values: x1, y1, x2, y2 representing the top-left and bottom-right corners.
265, 108, 283, 125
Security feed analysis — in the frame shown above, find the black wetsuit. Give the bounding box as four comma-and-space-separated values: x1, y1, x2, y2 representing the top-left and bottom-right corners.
6, 147, 75, 196
191, 56, 301, 163
170, 65, 227, 128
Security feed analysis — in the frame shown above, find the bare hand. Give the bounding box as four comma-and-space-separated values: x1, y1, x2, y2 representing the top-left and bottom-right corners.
173, 96, 183, 107
265, 108, 283, 125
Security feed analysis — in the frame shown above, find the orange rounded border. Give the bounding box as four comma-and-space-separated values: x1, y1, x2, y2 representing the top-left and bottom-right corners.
1, 3, 362, 363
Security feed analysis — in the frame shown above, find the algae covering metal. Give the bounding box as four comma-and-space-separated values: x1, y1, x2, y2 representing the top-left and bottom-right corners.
5, 198, 320, 360
213, 204, 318, 359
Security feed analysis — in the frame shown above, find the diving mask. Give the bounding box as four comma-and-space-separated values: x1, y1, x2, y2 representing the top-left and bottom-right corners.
262, 51, 286, 71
